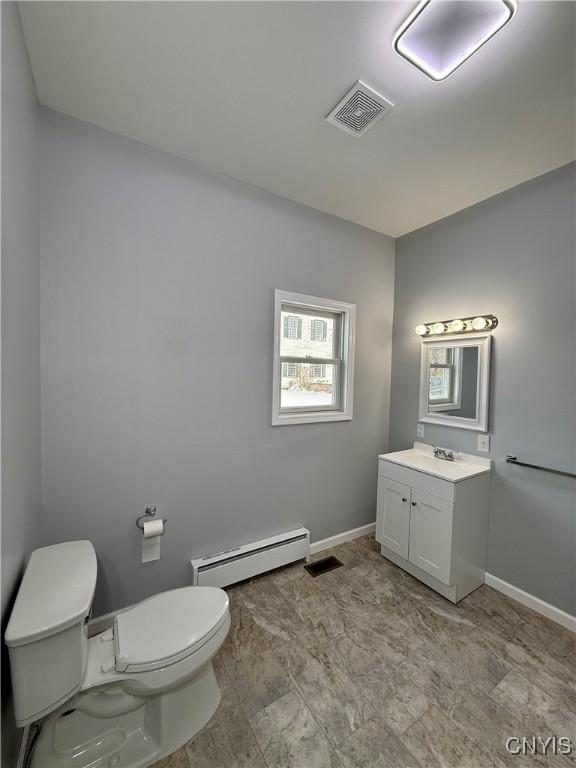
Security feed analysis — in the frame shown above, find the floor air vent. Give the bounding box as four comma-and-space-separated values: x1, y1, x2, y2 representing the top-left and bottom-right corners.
304, 556, 343, 577
326, 81, 393, 137
190, 528, 310, 588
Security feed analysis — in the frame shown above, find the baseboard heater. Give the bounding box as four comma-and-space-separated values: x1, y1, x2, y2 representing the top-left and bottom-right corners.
190, 527, 310, 588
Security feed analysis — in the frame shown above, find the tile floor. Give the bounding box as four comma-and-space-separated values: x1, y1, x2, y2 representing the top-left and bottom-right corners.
153, 535, 576, 768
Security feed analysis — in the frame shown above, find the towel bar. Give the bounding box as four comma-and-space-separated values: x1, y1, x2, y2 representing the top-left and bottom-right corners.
506, 456, 576, 479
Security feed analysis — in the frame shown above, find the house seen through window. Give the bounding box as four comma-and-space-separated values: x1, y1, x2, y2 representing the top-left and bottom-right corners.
280, 310, 336, 410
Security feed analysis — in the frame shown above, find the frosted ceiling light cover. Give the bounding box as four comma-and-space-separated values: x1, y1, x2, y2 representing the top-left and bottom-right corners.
393, 0, 517, 81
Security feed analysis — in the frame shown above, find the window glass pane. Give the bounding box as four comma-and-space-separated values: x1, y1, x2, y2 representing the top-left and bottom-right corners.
429, 347, 451, 365
281, 363, 337, 409
429, 367, 452, 401
280, 309, 337, 359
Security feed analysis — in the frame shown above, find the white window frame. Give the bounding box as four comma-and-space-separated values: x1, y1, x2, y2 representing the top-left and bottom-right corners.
272, 290, 356, 426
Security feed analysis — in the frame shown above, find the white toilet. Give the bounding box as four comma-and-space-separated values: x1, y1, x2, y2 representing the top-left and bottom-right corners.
5, 540, 231, 767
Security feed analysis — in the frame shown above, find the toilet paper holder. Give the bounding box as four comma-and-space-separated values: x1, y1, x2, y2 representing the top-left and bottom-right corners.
136, 505, 167, 534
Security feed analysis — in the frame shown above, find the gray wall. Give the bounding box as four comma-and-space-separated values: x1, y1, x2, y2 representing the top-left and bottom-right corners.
1, 3, 41, 764
38, 109, 395, 616
390, 163, 575, 615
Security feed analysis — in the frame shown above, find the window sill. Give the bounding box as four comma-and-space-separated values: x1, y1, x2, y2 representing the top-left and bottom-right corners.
429, 402, 461, 412
272, 410, 352, 426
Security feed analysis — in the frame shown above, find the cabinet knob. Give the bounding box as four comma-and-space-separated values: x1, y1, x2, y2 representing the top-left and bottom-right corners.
411, 501, 417, 506
402, 497, 407, 503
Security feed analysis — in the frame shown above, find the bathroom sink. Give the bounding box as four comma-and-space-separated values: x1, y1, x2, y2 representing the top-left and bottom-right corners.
378, 442, 491, 482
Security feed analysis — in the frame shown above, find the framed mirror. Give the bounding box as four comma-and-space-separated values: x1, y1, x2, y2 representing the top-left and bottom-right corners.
419, 333, 491, 432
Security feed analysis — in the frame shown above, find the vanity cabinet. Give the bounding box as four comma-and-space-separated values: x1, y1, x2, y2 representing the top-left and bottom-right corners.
376, 443, 491, 602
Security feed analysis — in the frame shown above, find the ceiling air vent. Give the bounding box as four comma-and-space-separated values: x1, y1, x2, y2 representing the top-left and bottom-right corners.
326, 81, 393, 137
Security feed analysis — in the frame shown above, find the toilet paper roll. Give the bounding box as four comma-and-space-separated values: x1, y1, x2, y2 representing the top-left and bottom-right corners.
142, 519, 164, 539
142, 518, 163, 563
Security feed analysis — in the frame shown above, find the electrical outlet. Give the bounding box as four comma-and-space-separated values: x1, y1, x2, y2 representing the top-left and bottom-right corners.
477, 435, 490, 453
417, 424, 425, 438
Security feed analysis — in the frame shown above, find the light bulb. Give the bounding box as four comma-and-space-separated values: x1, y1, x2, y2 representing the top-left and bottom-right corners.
432, 322, 445, 335
415, 324, 428, 336
450, 319, 464, 333
472, 316, 488, 330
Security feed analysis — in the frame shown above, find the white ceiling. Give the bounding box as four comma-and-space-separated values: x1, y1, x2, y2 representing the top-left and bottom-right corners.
19, 1, 575, 237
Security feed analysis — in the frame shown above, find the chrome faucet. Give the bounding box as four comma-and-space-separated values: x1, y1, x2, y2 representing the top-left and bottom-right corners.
433, 446, 454, 462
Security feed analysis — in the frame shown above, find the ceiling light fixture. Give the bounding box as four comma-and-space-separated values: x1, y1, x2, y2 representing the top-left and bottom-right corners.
393, 0, 517, 82
414, 314, 498, 336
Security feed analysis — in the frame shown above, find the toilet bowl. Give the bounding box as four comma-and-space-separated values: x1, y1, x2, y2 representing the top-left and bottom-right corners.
5, 541, 231, 768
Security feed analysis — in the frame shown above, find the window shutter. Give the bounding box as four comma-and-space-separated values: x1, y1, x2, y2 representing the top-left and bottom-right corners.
297, 318, 302, 339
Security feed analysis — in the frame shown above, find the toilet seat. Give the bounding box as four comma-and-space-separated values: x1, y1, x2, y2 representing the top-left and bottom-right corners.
114, 587, 229, 673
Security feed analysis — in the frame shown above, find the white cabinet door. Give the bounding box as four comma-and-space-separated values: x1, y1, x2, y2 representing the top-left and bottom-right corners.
376, 477, 411, 558
408, 489, 453, 585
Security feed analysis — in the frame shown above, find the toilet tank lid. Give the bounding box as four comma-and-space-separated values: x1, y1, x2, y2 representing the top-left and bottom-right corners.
5, 541, 97, 647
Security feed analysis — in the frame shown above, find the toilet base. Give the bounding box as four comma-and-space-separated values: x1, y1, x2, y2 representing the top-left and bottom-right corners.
31, 662, 221, 768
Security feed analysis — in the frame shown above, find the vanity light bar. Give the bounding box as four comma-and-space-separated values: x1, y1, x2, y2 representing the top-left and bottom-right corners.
415, 315, 498, 337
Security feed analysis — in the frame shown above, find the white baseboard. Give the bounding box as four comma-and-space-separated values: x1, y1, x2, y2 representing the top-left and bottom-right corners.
485, 573, 576, 633
310, 522, 376, 555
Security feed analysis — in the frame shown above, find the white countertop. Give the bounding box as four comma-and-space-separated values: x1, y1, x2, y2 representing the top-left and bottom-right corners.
379, 442, 492, 483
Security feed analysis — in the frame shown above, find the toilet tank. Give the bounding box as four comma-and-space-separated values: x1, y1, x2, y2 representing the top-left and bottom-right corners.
5, 541, 97, 727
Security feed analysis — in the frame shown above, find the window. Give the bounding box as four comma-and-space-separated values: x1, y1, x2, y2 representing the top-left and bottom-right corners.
283, 315, 302, 340
272, 290, 356, 425
310, 319, 327, 342
282, 362, 298, 378
310, 364, 326, 378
